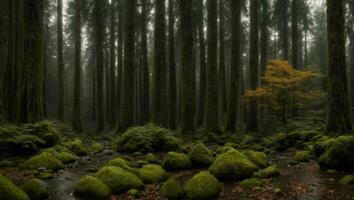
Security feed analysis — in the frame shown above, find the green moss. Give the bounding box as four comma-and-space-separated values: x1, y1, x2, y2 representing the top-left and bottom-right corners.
23, 152, 64, 171
339, 175, 354, 185
159, 178, 183, 199
254, 165, 280, 179
162, 152, 191, 171
116, 124, 181, 153
243, 135, 256, 145
126, 189, 141, 198
74, 175, 111, 200
189, 143, 214, 167
208, 149, 258, 181
65, 139, 87, 156
244, 151, 269, 169
96, 166, 144, 194
239, 178, 261, 190
145, 153, 159, 164
23, 120, 60, 146
38, 172, 53, 180
137, 164, 167, 184
0, 175, 30, 200
0, 160, 15, 168
293, 151, 311, 162
105, 157, 134, 172
55, 152, 76, 164
91, 142, 104, 154
184, 171, 221, 200
318, 135, 354, 170
313, 137, 335, 157
21, 179, 49, 200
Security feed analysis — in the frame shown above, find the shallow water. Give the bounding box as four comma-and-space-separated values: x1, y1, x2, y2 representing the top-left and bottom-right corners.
46, 151, 354, 200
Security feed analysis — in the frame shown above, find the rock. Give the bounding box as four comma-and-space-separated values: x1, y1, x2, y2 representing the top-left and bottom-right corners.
312, 137, 335, 157
38, 172, 53, 180
162, 152, 191, 171
184, 171, 221, 200
188, 143, 214, 167
74, 175, 111, 200
23, 152, 64, 171
105, 157, 134, 172
318, 136, 354, 170
137, 164, 168, 184
0, 174, 30, 200
90, 142, 104, 154
239, 178, 262, 190
244, 150, 269, 168
65, 139, 88, 156
20, 179, 49, 200
145, 153, 159, 164
339, 175, 354, 185
254, 165, 280, 179
293, 151, 311, 162
208, 149, 258, 181
127, 189, 141, 198
87, 166, 99, 173
55, 152, 77, 164
159, 178, 183, 199
96, 166, 144, 194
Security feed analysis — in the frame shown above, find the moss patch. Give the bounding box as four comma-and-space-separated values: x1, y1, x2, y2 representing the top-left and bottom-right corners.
105, 157, 134, 172
0, 174, 30, 200
184, 171, 221, 200
23, 152, 64, 171
21, 179, 49, 200
339, 175, 354, 185
293, 151, 311, 162
189, 143, 214, 167
74, 175, 111, 200
254, 165, 280, 179
208, 149, 258, 181
96, 166, 144, 194
244, 151, 269, 169
65, 139, 87, 156
162, 152, 191, 171
55, 151, 77, 164
137, 164, 167, 184
90, 142, 104, 154
160, 178, 183, 199
145, 153, 159, 164
239, 178, 261, 190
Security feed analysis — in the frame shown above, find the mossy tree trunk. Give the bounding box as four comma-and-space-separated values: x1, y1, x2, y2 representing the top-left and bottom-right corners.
153, 0, 168, 127
168, 0, 176, 129
118, 0, 136, 132
197, 0, 206, 126
225, 0, 241, 132
72, 0, 82, 131
57, 0, 64, 120
181, 0, 195, 133
246, 0, 260, 133
95, 0, 104, 132
205, 0, 221, 134
326, 0, 352, 133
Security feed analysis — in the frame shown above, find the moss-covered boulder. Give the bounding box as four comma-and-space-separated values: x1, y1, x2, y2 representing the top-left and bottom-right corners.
254, 165, 280, 179
105, 157, 134, 172
208, 149, 258, 181
23, 152, 64, 170
21, 179, 49, 200
160, 178, 183, 199
23, 120, 60, 146
116, 124, 181, 153
127, 189, 141, 198
189, 143, 214, 167
293, 151, 310, 162
55, 151, 77, 164
244, 151, 269, 169
239, 178, 261, 190
65, 139, 87, 156
312, 137, 335, 158
339, 175, 354, 185
274, 130, 318, 151
162, 152, 191, 171
184, 171, 221, 200
0, 175, 30, 200
96, 166, 144, 194
145, 153, 159, 164
137, 164, 167, 184
318, 135, 354, 170
74, 175, 111, 200
91, 142, 104, 154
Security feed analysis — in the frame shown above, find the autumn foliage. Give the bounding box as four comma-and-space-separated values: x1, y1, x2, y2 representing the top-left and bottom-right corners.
244, 60, 321, 123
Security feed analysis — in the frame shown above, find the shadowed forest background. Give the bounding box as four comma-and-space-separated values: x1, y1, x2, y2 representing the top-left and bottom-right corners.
1, 0, 354, 199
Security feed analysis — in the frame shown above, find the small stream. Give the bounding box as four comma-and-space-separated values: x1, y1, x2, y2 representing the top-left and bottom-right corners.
46, 151, 354, 200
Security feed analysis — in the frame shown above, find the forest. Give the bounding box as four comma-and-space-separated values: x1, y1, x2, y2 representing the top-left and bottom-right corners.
1, 0, 354, 199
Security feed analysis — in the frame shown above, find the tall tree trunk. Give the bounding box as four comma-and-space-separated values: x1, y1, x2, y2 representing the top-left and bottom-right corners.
292, 0, 298, 69
218, 0, 227, 115
153, 0, 168, 127
72, 0, 82, 131
109, 2, 116, 128
326, 0, 352, 133
197, 0, 206, 126
261, 0, 269, 75
225, 0, 241, 132
95, 0, 104, 132
205, 0, 221, 133
57, 0, 64, 120
168, 0, 176, 129
181, 0, 195, 133
116, 0, 123, 124
246, 0, 260, 132
118, 0, 136, 132
282, 0, 289, 60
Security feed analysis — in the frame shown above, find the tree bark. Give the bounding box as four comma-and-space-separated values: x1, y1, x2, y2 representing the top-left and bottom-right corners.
292, 0, 299, 69
218, 0, 227, 115
57, 0, 64, 120
197, 0, 206, 126
168, 0, 176, 129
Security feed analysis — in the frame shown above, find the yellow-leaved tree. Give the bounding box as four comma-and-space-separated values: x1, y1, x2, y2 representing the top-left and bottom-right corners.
244, 60, 321, 123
